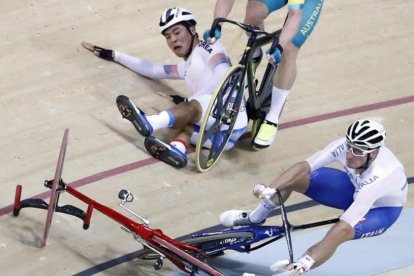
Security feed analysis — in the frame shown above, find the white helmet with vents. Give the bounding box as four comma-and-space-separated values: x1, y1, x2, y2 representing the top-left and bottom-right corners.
159, 7, 196, 34
346, 119, 386, 149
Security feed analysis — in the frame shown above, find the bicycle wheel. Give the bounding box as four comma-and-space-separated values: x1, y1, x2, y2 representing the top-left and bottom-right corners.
182, 232, 254, 255
136, 240, 208, 274
196, 65, 245, 172
137, 231, 254, 260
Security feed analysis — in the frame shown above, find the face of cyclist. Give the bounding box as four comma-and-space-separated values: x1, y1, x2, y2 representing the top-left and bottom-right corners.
163, 24, 196, 58
345, 142, 379, 169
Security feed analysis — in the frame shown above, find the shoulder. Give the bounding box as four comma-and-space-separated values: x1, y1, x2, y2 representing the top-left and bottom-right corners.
195, 40, 227, 55
324, 138, 346, 155
370, 147, 406, 176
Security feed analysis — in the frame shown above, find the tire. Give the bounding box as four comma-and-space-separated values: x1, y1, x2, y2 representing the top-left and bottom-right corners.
181, 232, 254, 254
196, 65, 245, 172
136, 231, 254, 260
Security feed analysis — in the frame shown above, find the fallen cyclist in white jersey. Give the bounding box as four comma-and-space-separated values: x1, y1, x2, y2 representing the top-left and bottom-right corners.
82, 7, 248, 168
220, 118, 407, 275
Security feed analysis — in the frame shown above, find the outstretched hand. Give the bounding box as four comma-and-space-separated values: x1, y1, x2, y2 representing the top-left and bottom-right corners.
81, 41, 114, 61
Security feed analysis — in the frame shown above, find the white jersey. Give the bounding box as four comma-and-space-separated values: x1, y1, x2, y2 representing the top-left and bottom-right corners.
306, 138, 407, 227
113, 40, 230, 99
114, 40, 248, 131
176, 40, 230, 98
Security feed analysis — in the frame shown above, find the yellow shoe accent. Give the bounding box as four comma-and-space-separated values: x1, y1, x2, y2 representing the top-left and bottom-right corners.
253, 121, 277, 149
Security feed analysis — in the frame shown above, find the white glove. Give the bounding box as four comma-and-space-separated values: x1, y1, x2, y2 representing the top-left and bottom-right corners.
271, 255, 315, 275
252, 184, 276, 199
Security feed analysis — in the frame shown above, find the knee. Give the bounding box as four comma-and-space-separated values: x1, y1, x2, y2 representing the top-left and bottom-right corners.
281, 44, 299, 63
182, 100, 202, 122
244, 2, 269, 27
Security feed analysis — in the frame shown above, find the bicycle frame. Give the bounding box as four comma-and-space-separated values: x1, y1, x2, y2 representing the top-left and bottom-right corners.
195, 19, 283, 172
13, 180, 223, 276
139, 190, 339, 264
188, 217, 338, 257
185, 190, 338, 261
210, 18, 282, 119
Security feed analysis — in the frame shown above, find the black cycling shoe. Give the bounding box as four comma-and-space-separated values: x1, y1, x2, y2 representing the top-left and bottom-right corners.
144, 136, 187, 168
116, 95, 153, 136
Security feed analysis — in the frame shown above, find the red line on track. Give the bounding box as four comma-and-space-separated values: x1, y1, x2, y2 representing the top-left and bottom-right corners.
1, 95, 413, 217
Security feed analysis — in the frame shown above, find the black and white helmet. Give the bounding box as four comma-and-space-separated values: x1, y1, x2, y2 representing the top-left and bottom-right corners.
159, 7, 196, 34
346, 119, 386, 149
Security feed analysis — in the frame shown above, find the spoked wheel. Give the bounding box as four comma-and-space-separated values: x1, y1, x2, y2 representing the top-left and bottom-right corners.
196, 65, 245, 172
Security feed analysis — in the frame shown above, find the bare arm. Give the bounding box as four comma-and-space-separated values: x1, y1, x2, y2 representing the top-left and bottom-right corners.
268, 161, 311, 203
114, 51, 182, 80
305, 220, 355, 268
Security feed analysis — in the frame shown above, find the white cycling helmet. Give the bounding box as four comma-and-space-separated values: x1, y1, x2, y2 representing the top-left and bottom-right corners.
346, 119, 386, 149
159, 7, 197, 34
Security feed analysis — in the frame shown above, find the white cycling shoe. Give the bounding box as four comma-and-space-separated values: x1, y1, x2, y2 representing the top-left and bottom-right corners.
220, 210, 265, 227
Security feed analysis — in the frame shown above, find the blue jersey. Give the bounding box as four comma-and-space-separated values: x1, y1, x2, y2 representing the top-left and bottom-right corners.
260, 0, 324, 48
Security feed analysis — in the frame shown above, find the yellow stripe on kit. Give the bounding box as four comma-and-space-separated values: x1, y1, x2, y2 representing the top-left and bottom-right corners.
288, 0, 305, 4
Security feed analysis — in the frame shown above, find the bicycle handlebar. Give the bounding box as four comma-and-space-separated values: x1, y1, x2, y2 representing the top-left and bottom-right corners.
209, 18, 281, 54
210, 17, 273, 38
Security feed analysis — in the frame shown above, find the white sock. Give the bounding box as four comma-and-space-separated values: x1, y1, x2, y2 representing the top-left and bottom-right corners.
146, 110, 174, 131
170, 140, 186, 155
249, 198, 277, 223
265, 87, 289, 124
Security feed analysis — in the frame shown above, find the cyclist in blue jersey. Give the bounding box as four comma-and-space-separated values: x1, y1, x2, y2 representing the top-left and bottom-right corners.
205, 0, 324, 149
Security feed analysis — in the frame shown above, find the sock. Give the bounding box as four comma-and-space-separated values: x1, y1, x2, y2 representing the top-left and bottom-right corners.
249, 198, 277, 223
265, 87, 289, 124
170, 139, 186, 155
146, 110, 175, 131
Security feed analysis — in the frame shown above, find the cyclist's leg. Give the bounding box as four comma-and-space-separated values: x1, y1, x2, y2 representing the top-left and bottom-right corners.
144, 100, 202, 168
244, 1, 287, 68
275, 0, 325, 89
169, 99, 203, 128
255, 0, 325, 148
305, 167, 354, 210
244, 0, 287, 28
353, 207, 403, 239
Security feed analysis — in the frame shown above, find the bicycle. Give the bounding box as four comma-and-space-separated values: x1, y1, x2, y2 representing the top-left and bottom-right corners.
12, 129, 223, 276
13, 181, 226, 275
12, 130, 338, 275
137, 190, 339, 267
196, 18, 282, 172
